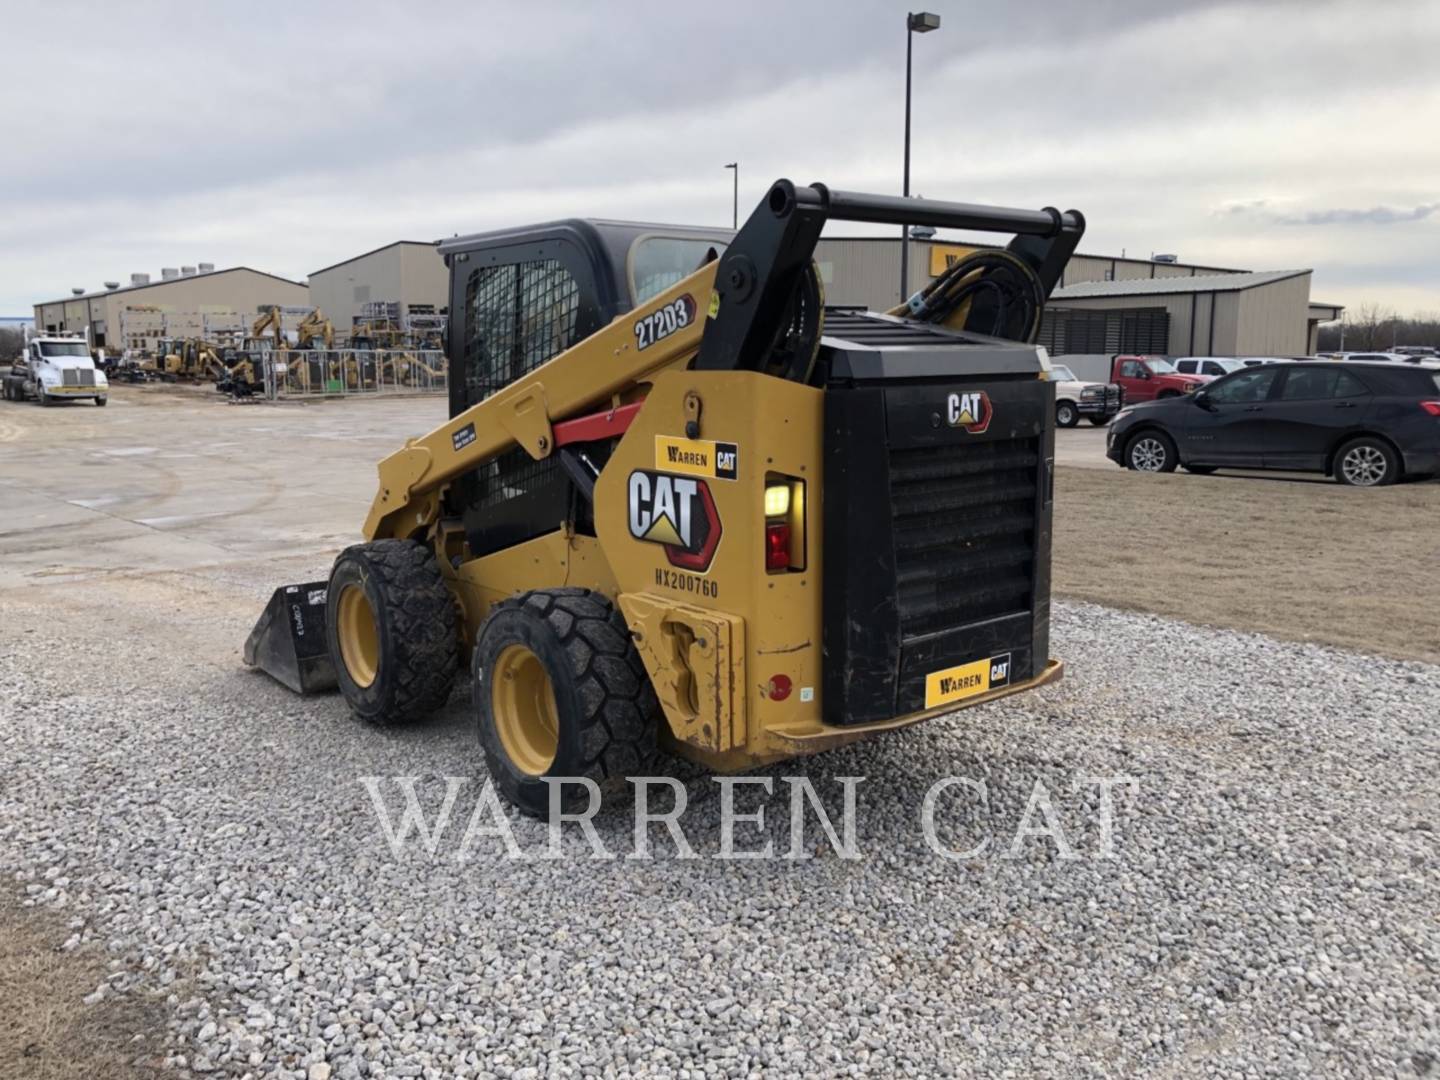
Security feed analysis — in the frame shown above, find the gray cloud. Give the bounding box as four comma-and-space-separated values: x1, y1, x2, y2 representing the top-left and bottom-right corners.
1276, 203, 1440, 226
1224, 200, 1440, 226
3, 0, 1439, 314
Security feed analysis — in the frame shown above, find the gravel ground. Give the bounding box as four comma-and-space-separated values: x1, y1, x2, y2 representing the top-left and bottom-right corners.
2, 599, 1437, 1079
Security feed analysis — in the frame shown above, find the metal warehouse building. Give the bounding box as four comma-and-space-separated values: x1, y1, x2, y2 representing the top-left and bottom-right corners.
34, 267, 308, 351
306, 241, 448, 333
812, 237, 1341, 363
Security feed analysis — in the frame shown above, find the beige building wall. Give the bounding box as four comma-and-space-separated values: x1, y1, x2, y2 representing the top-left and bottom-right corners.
400, 243, 448, 312
1058, 253, 1240, 288
1054, 274, 1314, 358
1235, 273, 1312, 356
811, 240, 1247, 310
34, 269, 307, 349
308, 241, 448, 332
813, 238, 927, 309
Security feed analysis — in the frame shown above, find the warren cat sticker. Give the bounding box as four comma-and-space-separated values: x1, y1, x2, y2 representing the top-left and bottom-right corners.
946, 390, 992, 434
654, 435, 738, 480
924, 652, 1012, 709
628, 470, 722, 572
634, 295, 697, 350
451, 422, 477, 452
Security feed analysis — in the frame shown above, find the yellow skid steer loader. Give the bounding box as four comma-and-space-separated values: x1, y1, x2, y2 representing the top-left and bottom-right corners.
246, 180, 1084, 815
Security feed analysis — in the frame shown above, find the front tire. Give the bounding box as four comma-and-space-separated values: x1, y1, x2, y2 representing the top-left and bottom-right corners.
1126, 430, 1178, 473
37, 384, 53, 407
1335, 437, 1399, 487
326, 539, 459, 726
474, 589, 661, 818
94, 395, 108, 407
1056, 401, 1079, 428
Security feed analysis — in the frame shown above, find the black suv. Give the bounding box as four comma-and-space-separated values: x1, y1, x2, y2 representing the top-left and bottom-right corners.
1107, 361, 1440, 486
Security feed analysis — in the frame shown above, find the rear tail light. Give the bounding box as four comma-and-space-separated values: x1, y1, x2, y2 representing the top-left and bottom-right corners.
765, 523, 791, 570
1420, 401, 1440, 417
763, 474, 805, 573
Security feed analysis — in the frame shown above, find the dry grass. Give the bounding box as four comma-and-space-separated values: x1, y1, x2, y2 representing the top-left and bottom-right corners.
0, 893, 171, 1079
1053, 466, 1440, 665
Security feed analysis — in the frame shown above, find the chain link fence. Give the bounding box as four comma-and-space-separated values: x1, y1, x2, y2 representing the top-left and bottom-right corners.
256, 349, 448, 399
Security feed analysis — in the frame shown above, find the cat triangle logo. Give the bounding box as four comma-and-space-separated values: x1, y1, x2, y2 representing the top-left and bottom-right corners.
628, 470, 724, 572
945, 390, 992, 434
642, 515, 684, 546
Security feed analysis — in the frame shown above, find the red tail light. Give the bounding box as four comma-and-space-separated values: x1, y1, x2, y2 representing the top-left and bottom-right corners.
1421, 401, 1440, 417
765, 523, 791, 570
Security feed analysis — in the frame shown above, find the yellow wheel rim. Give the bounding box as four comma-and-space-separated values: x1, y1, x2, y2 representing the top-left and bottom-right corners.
491, 644, 559, 776
336, 584, 380, 689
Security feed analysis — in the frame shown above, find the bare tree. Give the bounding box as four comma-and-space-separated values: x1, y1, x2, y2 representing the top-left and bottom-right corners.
1348, 303, 1395, 351
1317, 308, 1440, 352
0, 326, 24, 361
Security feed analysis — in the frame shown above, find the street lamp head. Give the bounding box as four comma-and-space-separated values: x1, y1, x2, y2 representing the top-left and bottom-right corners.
908, 11, 941, 32
724, 163, 737, 169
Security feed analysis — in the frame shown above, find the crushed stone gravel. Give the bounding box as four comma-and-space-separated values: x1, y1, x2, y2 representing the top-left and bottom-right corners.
1, 600, 1436, 1078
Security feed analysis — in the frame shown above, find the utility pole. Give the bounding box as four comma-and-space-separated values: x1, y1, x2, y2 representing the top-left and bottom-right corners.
900, 12, 941, 302
724, 163, 738, 229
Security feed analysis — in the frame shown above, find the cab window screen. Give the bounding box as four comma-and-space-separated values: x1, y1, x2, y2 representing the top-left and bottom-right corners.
464, 259, 580, 402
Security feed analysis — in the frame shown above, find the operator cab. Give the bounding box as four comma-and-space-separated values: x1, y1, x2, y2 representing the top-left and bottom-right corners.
438, 221, 732, 557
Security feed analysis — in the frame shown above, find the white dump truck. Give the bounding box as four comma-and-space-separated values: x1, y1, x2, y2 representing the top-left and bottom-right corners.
2, 335, 109, 406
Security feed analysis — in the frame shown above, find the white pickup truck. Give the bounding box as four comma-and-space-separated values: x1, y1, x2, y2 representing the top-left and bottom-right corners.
2, 336, 109, 406
1048, 362, 1121, 428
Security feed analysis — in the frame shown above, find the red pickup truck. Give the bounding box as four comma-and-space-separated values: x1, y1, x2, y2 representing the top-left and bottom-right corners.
1110, 355, 1210, 403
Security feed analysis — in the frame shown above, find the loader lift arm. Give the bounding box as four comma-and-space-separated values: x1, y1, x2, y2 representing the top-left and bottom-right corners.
363, 180, 1082, 541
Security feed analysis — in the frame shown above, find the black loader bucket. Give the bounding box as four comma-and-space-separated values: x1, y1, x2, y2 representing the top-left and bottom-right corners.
244, 582, 337, 694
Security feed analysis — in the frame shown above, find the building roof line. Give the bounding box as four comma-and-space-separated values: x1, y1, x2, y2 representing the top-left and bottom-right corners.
1050, 269, 1311, 300
35, 266, 305, 307
308, 240, 437, 278
816, 235, 1245, 275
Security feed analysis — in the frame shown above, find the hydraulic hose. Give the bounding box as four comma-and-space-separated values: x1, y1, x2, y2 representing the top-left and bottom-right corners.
893, 248, 1047, 343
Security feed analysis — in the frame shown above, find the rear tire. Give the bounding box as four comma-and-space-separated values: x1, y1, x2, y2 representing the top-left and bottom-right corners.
1334, 437, 1399, 487
1125, 430, 1178, 473
474, 589, 661, 818
1055, 401, 1079, 428
326, 539, 459, 726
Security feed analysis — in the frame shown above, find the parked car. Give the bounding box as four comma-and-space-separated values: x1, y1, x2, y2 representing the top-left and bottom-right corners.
1237, 356, 1300, 367
1109, 355, 1210, 403
1047, 363, 1122, 427
1106, 360, 1440, 486
1173, 357, 1247, 378
1332, 352, 1417, 364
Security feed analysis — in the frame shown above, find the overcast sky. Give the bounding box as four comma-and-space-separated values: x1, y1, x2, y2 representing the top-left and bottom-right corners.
5, 0, 1437, 317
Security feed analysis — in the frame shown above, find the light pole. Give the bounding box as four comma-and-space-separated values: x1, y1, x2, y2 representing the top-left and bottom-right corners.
901, 11, 941, 302
724, 162, 738, 229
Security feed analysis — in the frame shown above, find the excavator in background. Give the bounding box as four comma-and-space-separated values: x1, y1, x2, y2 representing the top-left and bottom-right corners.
296, 309, 335, 351
246, 179, 1084, 815
144, 337, 221, 381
